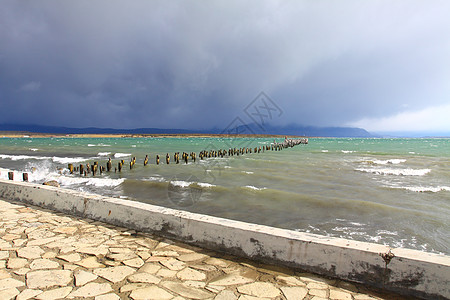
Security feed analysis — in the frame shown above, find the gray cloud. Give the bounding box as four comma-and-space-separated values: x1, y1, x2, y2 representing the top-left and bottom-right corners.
1, 0, 449, 131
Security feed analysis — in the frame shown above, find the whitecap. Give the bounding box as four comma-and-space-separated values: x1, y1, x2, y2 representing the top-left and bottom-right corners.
58, 176, 125, 187
169, 180, 191, 187
88, 143, 111, 147
196, 182, 216, 188
356, 168, 431, 176
144, 176, 166, 182
242, 171, 254, 174
341, 150, 355, 153
114, 153, 131, 158
372, 159, 406, 165
395, 186, 450, 193
376, 230, 398, 236
0, 154, 47, 161
321, 150, 329, 153
98, 152, 112, 156
244, 185, 266, 191
52, 157, 87, 164
30, 148, 39, 152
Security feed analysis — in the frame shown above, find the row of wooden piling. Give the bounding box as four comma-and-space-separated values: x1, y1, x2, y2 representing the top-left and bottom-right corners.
66, 138, 308, 177
1, 138, 307, 182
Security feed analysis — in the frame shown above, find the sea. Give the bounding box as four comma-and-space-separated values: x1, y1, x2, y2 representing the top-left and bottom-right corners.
0, 136, 449, 255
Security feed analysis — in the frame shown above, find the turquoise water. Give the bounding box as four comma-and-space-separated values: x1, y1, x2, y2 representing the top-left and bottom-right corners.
1, 137, 449, 254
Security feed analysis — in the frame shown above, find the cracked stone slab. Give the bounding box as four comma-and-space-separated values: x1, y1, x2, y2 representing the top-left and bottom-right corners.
54, 227, 77, 235
138, 263, 161, 274
94, 266, 135, 283
74, 270, 98, 286
123, 257, 144, 268
160, 258, 186, 271
120, 283, 151, 293
75, 256, 105, 269
215, 290, 238, 300
95, 293, 121, 300
281, 286, 308, 300
129, 286, 173, 300
77, 247, 109, 257
29, 259, 60, 270
0, 277, 25, 291
151, 250, 179, 257
27, 236, 65, 247
107, 253, 138, 261
162, 281, 212, 299
237, 282, 281, 298
16, 288, 43, 300
0, 251, 9, 260
0, 287, 19, 300
209, 274, 254, 286
0, 270, 11, 280
329, 289, 353, 300
128, 272, 161, 284
156, 268, 177, 278
26, 270, 72, 289
68, 282, 113, 298
7, 257, 28, 269
177, 267, 206, 281
177, 253, 207, 262
35, 286, 72, 300
17, 246, 44, 259
277, 275, 306, 286
57, 253, 81, 263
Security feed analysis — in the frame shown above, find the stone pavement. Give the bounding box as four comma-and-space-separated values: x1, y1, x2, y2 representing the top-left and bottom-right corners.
0, 198, 413, 300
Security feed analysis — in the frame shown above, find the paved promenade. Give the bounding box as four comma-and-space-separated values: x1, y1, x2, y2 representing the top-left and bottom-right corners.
0, 198, 413, 300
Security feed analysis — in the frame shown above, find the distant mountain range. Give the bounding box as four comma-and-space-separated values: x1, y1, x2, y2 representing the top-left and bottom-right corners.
0, 123, 375, 138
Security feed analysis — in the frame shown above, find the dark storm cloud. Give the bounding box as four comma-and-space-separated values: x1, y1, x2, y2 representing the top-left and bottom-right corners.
1, 1, 449, 131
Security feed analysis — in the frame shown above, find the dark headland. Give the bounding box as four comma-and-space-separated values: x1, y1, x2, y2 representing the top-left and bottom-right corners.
0, 123, 375, 138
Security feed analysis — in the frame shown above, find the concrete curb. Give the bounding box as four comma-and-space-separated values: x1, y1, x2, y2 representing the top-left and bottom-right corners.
0, 180, 448, 299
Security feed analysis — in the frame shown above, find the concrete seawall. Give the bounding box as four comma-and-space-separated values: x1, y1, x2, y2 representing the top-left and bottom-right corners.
0, 179, 448, 299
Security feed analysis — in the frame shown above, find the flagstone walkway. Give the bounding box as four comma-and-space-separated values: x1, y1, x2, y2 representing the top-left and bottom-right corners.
0, 198, 414, 300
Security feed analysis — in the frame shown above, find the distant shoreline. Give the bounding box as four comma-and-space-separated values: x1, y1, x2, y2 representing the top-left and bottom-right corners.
0, 131, 305, 139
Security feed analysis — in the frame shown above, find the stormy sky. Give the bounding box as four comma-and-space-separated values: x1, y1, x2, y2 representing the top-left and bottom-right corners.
1, 1, 449, 134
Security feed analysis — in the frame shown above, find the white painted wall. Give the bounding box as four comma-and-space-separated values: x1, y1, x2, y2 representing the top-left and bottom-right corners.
0, 179, 448, 299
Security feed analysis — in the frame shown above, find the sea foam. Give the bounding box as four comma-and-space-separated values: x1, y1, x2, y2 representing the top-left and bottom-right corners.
356, 168, 431, 176
0, 154, 87, 164
244, 185, 266, 191
372, 159, 406, 165
114, 153, 131, 158
395, 185, 450, 193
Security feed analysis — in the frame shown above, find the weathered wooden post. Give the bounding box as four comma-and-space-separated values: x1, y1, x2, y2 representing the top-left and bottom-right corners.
118, 162, 122, 172
22, 173, 28, 182
8, 172, 14, 180
107, 158, 112, 172
68, 164, 74, 174
156, 155, 160, 165
130, 162, 133, 170
80, 164, 84, 175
